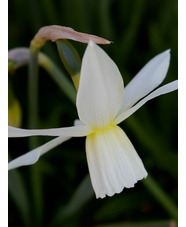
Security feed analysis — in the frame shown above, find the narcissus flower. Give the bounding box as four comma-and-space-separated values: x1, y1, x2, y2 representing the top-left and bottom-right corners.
8, 41, 178, 198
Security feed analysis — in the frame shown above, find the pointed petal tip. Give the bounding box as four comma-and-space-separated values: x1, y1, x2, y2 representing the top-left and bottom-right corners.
88, 39, 96, 47
161, 49, 171, 59
155, 49, 171, 64
165, 49, 170, 53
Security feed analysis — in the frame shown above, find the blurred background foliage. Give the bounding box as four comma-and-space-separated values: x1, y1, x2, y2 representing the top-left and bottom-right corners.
8, 0, 178, 226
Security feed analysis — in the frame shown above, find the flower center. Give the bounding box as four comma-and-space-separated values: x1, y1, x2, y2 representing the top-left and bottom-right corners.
89, 122, 117, 136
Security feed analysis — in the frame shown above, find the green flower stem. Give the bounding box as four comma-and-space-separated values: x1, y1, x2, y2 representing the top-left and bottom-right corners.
143, 175, 178, 220
38, 52, 76, 103
28, 47, 39, 132
28, 46, 43, 225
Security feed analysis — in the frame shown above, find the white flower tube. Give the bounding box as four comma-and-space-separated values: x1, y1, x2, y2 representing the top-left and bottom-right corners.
86, 125, 147, 198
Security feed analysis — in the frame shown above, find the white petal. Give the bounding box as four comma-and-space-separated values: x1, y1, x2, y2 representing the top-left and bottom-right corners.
122, 50, 170, 110
115, 80, 178, 124
86, 125, 147, 198
8, 136, 70, 170
8, 124, 91, 138
76, 41, 124, 129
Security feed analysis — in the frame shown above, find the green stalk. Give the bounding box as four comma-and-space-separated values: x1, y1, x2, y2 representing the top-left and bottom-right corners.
28, 46, 43, 225
143, 175, 178, 220
28, 47, 39, 133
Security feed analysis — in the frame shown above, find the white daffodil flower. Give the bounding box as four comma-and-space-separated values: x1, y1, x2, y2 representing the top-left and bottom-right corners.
8, 41, 178, 199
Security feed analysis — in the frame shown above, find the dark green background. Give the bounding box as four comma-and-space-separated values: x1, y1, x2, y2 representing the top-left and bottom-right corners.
8, 0, 178, 226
